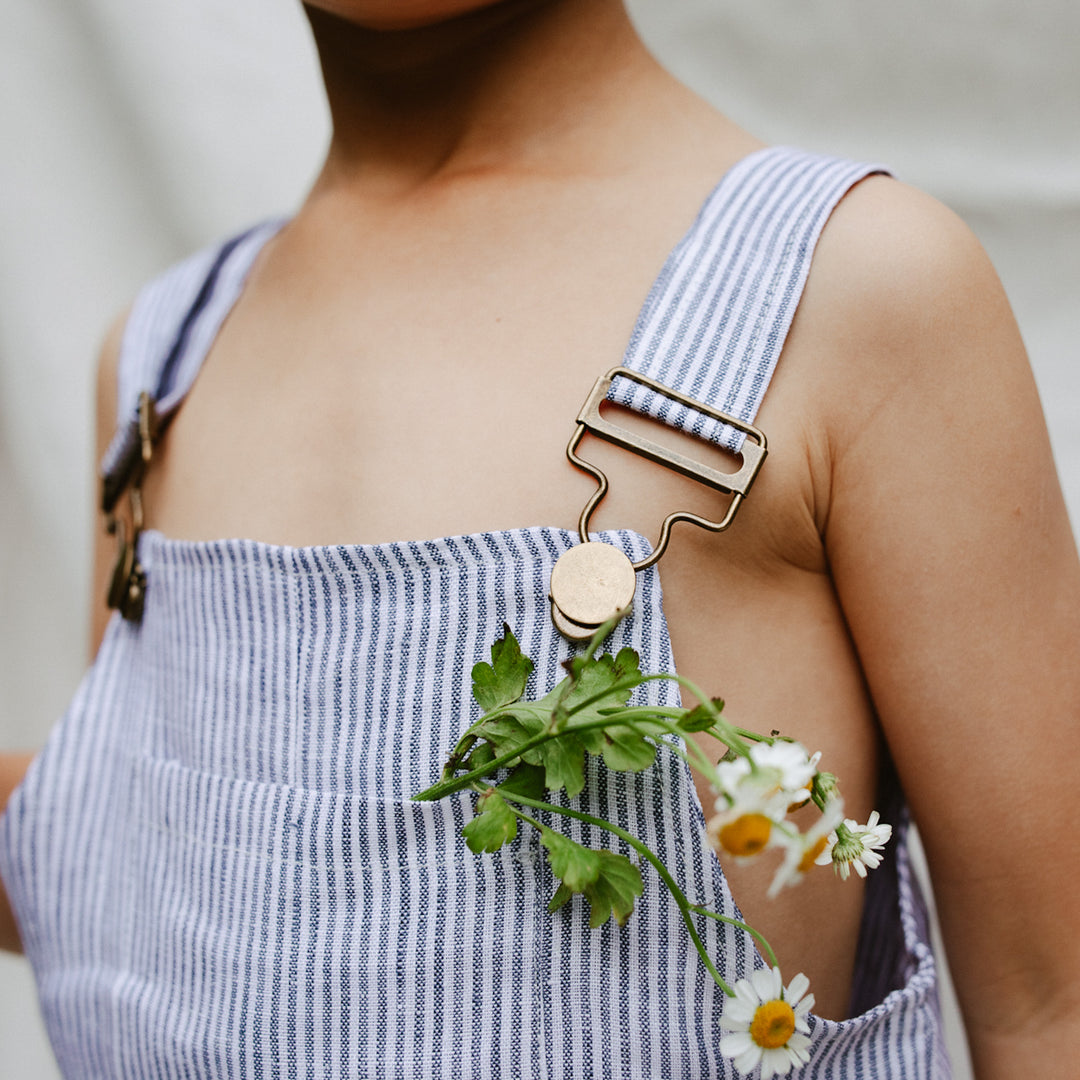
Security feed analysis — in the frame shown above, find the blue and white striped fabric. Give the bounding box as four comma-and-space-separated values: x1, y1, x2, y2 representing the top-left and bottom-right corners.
0, 147, 950, 1078
99, 220, 287, 482
611, 149, 878, 451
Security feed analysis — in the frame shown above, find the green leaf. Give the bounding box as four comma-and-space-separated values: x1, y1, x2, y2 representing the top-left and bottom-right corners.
471, 625, 534, 713
463, 740, 496, 774
541, 834, 643, 929
438, 637, 652, 802
557, 647, 643, 718
583, 851, 643, 928
599, 723, 657, 773
498, 762, 547, 801
679, 698, 725, 733
547, 882, 574, 914
531, 732, 586, 798
462, 789, 518, 853
519, 647, 646, 786
472, 710, 546, 758
540, 829, 601, 892
503, 648, 646, 795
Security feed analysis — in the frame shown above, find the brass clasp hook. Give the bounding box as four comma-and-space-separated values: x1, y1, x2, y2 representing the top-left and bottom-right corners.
549, 367, 767, 640
103, 390, 156, 622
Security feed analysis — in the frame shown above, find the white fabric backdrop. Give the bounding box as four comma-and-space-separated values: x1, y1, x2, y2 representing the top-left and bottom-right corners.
3, 1, 1078, 1075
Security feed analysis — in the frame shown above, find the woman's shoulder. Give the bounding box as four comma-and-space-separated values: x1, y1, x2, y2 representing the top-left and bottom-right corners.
791, 170, 1027, 442
809, 173, 1005, 355
98, 220, 287, 434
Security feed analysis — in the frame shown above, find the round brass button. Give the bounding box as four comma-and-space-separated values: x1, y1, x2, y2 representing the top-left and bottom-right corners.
549, 541, 636, 628
550, 600, 603, 643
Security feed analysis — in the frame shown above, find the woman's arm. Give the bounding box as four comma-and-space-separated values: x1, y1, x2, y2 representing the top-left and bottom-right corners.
814, 179, 1080, 1078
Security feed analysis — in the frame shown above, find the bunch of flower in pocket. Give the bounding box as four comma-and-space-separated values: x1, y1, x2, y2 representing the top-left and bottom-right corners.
415, 618, 890, 1078
705, 737, 892, 898
701, 720, 890, 1075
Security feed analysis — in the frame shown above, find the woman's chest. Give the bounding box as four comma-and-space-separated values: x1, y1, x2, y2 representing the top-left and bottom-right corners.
140, 269, 877, 782
135, 171, 882, 806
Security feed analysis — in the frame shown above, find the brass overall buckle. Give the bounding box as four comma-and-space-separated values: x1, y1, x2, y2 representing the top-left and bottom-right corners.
549, 367, 767, 641
103, 391, 156, 623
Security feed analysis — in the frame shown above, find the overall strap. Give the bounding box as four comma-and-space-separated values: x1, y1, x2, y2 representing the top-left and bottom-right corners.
611, 146, 886, 450
549, 148, 887, 638
99, 220, 284, 509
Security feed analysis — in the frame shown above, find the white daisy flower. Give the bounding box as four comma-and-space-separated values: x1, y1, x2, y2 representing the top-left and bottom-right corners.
719, 966, 814, 1078
712, 754, 755, 801
708, 743, 822, 859
713, 743, 817, 809
706, 807, 776, 858
785, 750, 824, 811
707, 769, 786, 859
815, 810, 892, 881
750, 742, 819, 797
767, 798, 845, 898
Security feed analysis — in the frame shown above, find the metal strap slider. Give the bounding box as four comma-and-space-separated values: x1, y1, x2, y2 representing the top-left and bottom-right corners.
550, 367, 767, 641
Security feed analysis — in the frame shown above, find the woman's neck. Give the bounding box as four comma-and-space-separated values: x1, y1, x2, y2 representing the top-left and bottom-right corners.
305, 0, 680, 197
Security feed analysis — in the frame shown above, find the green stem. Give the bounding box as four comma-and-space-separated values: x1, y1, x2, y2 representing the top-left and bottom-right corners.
419, 703, 723, 802
688, 905, 778, 969
415, 713, 659, 801
441, 734, 478, 780
732, 726, 773, 745
665, 674, 753, 758
594, 705, 687, 720
615, 712, 718, 776
631, 671, 753, 759
562, 678, 644, 720
497, 788, 734, 997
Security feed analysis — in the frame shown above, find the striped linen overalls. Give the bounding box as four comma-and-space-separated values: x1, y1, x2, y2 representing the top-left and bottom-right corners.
0, 147, 950, 1078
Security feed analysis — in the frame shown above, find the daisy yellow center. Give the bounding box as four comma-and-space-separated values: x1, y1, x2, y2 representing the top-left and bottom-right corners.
750, 1000, 796, 1049
799, 835, 829, 873
718, 813, 772, 856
